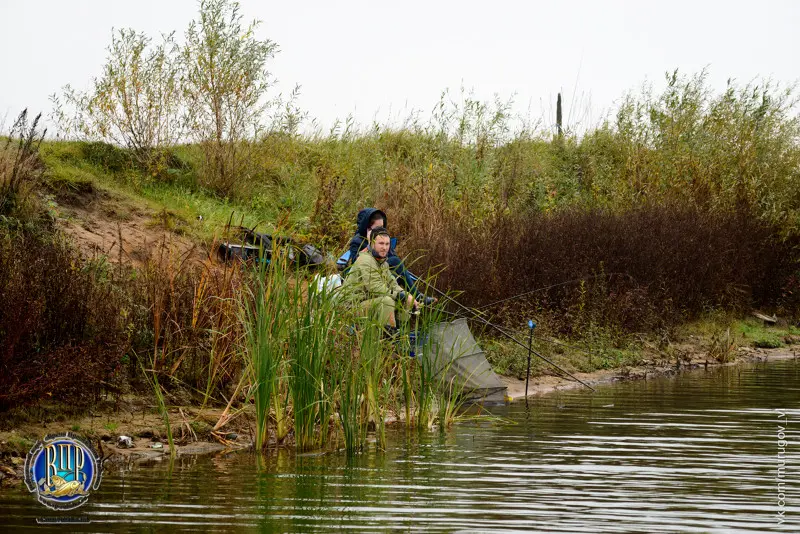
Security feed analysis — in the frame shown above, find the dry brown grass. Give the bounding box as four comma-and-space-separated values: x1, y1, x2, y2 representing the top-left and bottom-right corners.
1, 110, 46, 217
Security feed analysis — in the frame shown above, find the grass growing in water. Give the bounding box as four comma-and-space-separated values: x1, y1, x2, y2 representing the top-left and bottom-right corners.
288, 277, 340, 451
236, 246, 488, 455
240, 248, 290, 451
139, 356, 175, 457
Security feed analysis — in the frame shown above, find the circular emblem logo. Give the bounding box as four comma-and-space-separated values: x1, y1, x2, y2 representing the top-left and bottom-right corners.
24, 432, 103, 510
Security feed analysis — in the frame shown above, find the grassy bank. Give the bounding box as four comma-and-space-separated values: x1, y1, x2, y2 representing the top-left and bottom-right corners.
485, 316, 800, 380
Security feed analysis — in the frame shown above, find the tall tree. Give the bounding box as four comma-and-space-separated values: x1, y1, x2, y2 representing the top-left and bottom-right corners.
182, 0, 278, 196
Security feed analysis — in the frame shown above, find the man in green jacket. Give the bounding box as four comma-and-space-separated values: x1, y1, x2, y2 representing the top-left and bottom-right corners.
341, 226, 417, 328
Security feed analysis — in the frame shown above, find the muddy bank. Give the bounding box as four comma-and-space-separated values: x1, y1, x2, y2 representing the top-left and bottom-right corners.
502, 346, 798, 400
53, 183, 205, 269
0, 402, 253, 487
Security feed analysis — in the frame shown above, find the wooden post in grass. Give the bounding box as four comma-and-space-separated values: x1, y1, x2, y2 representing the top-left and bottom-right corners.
556, 93, 563, 138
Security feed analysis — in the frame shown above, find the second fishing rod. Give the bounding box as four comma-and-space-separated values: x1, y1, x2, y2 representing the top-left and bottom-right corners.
415, 279, 596, 392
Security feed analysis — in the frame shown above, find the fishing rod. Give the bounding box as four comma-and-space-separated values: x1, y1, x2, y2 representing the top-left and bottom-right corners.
407, 270, 606, 368
435, 306, 578, 385
419, 282, 596, 392
442, 305, 604, 368
474, 272, 633, 311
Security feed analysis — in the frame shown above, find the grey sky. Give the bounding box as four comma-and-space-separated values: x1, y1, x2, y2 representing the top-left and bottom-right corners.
1, 0, 798, 134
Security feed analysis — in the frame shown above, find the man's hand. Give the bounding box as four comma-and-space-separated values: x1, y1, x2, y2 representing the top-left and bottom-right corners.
407, 293, 417, 309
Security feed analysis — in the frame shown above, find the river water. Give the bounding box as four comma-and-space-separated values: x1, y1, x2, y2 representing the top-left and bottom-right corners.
2, 359, 798, 532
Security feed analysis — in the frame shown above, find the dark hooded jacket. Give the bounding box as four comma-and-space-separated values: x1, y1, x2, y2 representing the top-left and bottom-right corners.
347, 208, 388, 264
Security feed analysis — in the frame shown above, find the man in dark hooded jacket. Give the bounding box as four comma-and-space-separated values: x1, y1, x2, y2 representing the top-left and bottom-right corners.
347, 208, 387, 266
346, 207, 434, 303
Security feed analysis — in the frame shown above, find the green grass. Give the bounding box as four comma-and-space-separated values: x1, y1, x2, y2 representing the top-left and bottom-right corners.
135, 182, 280, 241
2, 435, 35, 455
38, 140, 289, 244
103, 421, 119, 433
483, 329, 644, 379
681, 315, 800, 350
734, 319, 800, 349
482, 314, 800, 378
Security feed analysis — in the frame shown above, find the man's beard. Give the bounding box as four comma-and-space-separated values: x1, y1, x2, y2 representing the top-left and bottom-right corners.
369, 246, 387, 261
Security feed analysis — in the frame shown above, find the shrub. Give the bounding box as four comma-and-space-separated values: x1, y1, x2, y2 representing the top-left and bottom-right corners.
0, 230, 127, 409
80, 141, 131, 173
0, 227, 243, 410
182, 0, 278, 196
399, 202, 799, 336
51, 29, 184, 172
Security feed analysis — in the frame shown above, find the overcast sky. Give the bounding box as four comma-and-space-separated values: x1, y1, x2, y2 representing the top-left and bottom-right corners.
1, 0, 798, 135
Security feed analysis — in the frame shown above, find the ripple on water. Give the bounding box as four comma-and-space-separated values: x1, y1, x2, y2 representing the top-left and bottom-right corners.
1, 360, 798, 532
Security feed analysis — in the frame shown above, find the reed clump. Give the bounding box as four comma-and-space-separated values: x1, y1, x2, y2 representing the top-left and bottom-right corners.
237, 244, 470, 455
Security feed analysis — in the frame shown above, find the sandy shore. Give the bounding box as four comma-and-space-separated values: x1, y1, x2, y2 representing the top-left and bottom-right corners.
500, 346, 798, 400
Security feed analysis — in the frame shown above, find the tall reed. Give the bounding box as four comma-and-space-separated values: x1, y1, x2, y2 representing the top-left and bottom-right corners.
138, 355, 175, 457
336, 341, 367, 456
360, 317, 391, 450
239, 247, 291, 451
288, 277, 339, 451
234, 235, 485, 453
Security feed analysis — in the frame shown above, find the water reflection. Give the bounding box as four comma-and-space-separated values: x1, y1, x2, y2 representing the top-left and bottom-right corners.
1, 359, 798, 532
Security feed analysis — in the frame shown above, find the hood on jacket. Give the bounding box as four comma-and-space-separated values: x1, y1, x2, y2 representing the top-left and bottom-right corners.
356, 207, 387, 238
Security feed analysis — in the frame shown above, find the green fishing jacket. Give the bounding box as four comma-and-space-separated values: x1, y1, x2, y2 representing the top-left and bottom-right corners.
341, 249, 405, 302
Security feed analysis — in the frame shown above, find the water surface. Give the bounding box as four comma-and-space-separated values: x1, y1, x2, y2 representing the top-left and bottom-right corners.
2, 359, 798, 532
